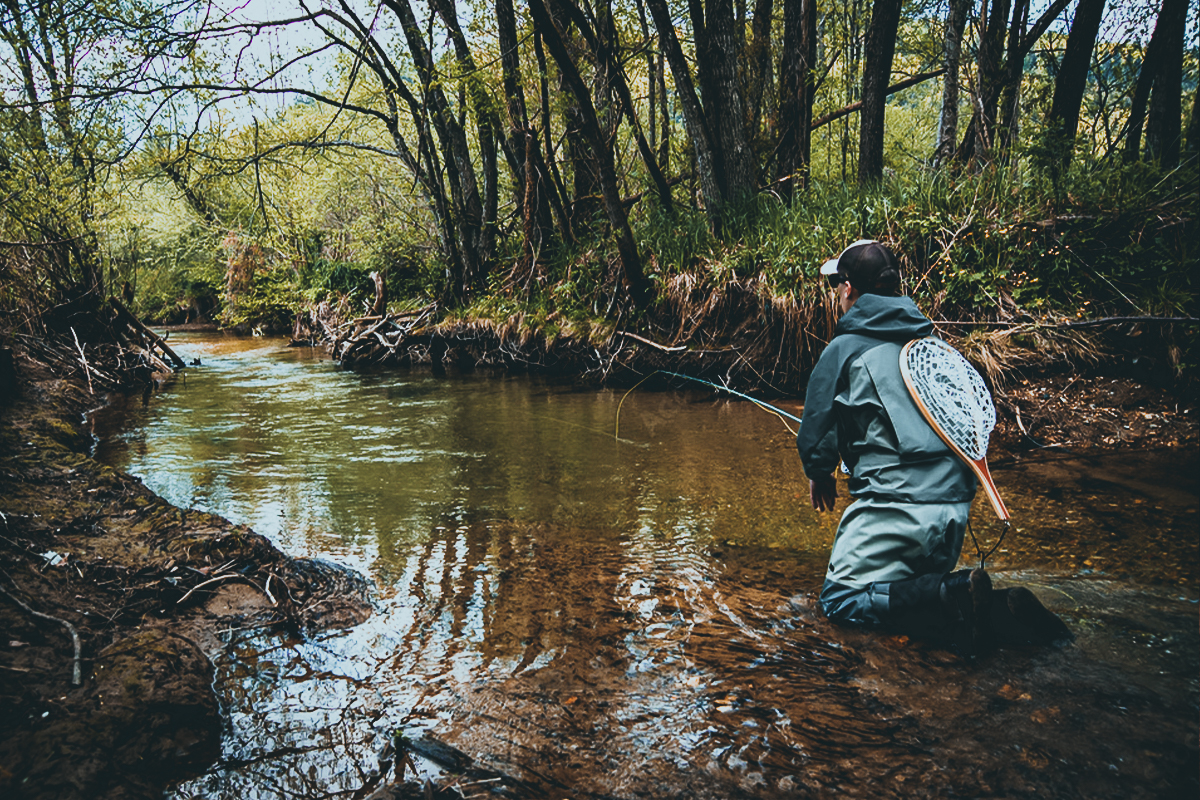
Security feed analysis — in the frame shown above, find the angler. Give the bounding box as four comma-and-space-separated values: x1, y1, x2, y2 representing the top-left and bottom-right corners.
797, 240, 1068, 656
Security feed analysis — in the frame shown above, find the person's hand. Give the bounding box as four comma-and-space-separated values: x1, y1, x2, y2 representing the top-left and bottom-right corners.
809, 475, 837, 512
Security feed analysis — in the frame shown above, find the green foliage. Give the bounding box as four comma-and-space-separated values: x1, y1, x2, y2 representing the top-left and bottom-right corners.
740, 160, 1196, 322
634, 201, 713, 275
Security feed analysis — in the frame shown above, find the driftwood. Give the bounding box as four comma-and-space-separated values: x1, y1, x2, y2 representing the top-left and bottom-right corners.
616, 330, 688, 352
111, 297, 186, 369
334, 304, 438, 366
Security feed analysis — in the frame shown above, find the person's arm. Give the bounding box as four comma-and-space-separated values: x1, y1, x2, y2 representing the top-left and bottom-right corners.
796, 343, 844, 481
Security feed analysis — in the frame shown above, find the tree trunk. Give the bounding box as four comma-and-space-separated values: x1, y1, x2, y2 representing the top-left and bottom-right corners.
996, 0, 1030, 156
428, 0, 508, 266
553, 0, 674, 212
776, 0, 817, 194
645, 0, 725, 231
496, 0, 558, 289
964, 0, 1013, 162
858, 0, 903, 184
527, 0, 651, 307
957, 0, 1073, 164
1142, 0, 1187, 167
745, 0, 775, 143
932, 0, 970, 167
1123, 0, 1187, 164
383, 0, 484, 303
697, 0, 757, 206
1046, 0, 1107, 156
533, 32, 577, 246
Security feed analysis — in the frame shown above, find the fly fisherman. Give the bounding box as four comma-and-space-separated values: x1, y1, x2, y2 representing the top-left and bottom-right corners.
797, 240, 1068, 655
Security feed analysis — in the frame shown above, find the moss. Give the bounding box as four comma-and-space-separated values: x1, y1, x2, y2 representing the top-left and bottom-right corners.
39, 417, 88, 451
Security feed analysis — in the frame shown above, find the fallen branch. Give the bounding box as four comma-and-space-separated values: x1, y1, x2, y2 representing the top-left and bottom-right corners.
934, 316, 1198, 329
175, 572, 263, 605
111, 297, 186, 369
0, 583, 82, 685
69, 327, 94, 395
617, 330, 688, 352
811, 69, 946, 130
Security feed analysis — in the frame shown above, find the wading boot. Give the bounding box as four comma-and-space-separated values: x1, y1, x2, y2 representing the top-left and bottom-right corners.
939, 568, 994, 658
991, 587, 1073, 646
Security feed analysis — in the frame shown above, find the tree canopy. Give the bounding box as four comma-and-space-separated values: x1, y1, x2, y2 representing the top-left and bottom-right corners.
2, 0, 1196, 354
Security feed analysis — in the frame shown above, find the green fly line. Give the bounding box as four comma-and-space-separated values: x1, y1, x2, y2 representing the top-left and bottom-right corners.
615, 370, 801, 441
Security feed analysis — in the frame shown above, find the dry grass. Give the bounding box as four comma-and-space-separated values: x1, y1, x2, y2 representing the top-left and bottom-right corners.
954, 324, 1103, 390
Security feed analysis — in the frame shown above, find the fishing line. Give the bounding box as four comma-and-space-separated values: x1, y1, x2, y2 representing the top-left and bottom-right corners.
615, 370, 801, 442
661, 371, 802, 429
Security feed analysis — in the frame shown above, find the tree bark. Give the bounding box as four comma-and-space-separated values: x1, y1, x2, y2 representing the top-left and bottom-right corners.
858, 0, 903, 184
776, 0, 817, 194
933, 0, 971, 167
1046, 0, 1107, 153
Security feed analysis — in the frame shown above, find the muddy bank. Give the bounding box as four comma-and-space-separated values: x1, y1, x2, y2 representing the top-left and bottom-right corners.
0, 349, 372, 799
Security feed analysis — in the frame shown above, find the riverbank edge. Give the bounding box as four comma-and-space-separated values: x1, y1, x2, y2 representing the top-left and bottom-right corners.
305, 314, 1198, 453
0, 348, 374, 799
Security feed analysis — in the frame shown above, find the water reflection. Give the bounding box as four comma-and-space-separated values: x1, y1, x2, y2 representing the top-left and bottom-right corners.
91, 333, 1198, 799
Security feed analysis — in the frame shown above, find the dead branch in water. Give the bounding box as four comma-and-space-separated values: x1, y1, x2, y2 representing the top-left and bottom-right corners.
111, 297, 186, 369
334, 304, 438, 365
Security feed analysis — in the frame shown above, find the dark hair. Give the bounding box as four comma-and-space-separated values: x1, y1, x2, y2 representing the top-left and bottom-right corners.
837, 241, 902, 296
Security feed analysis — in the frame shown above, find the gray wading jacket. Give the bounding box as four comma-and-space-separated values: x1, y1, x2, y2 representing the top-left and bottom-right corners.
796, 294, 976, 503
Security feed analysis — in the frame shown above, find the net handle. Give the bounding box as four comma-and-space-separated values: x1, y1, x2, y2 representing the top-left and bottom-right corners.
899, 339, 1010, 523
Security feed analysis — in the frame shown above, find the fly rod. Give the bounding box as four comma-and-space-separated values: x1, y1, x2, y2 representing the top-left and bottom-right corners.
615, 370, 802, 442
659, 371, 802, 424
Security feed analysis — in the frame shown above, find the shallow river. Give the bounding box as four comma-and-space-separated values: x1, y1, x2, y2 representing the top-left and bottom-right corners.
92, 333, 1198, 799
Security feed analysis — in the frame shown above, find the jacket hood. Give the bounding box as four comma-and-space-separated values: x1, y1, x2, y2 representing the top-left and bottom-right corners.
834, 294, 933, 341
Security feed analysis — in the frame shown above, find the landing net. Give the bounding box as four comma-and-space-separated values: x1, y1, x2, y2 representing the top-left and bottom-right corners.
901, 337, 994, 462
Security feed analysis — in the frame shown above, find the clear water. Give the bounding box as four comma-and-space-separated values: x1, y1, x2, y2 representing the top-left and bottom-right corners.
92, 333, 1199, 799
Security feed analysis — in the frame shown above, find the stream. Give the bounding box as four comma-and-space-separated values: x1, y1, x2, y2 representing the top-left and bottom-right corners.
91, 332, 1198, 799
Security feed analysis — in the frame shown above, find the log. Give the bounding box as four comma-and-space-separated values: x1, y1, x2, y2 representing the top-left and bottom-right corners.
111, 297, 186, 369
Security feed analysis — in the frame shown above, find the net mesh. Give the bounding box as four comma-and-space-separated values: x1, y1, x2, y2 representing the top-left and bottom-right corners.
902, 338, 995, 461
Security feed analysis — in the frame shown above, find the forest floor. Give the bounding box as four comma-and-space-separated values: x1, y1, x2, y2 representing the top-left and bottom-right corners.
0, 331, 1195, 799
